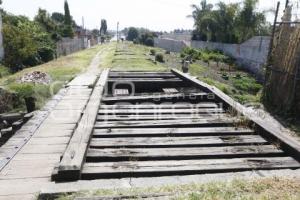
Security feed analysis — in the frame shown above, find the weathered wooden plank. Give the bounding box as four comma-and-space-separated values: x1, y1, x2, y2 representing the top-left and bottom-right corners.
93, 127, 255, 138
110, 72, 174, 76
94, 118, 236, 129
97, 114, 227, 121
98, 108, 224, 115
172, 69, 300, 161
86, 145, 284, 162
100, 103, 218, 109
163, 88, 179, 94
55, 69, 110, 181
102, 93, 208, 103
108, 78, 182, 82
89, 135, 268, 148
81, 157, 300, 179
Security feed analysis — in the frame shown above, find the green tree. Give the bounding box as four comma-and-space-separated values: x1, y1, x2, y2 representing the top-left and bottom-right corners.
236, 0, 267, 42
51, 12, 65, 24
126, 27, 139, 41
190, 0, 269, 43
64, 0, 71, 26
63, 0, 74, 38
189, 0, 214, 41
100, 19, 107, 35
2, 14, 55, 71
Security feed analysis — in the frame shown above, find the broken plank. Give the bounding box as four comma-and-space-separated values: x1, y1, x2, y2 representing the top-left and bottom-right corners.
94, 118, 236, 129
93, 127, 255, 138
86, 145, 284, 162
81, 157, 300, 179
55, 69, 110, 182
89, 135, 268, 148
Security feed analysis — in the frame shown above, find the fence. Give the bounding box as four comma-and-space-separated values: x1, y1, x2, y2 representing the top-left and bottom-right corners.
264, 3, 300, 116
56, 37, 100, 57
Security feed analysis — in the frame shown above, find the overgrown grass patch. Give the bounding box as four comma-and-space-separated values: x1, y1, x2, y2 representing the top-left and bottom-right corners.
0, 44, 110, 112
110, 42, 167, 71
51, 178, 300, 200
0, 65, 10, 78
232, 76, 262, 94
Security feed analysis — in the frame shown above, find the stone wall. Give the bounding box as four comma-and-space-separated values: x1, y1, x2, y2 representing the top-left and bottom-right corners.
154, 38, 189, 53
191, 36, 271, 79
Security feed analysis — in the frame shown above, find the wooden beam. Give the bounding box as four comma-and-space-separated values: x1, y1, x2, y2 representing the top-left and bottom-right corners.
54, 69, 110, 182
93, 127, 255, 138
97, 114, 228, 121
171, 69, 300, 162
89, 135, 268, 148
81, 157, 300, 179
94, 118, 236, 129
86, 145, 284, 162
98, 108, 224, 115
102, 92, 209, 103
100, 103, 219, 109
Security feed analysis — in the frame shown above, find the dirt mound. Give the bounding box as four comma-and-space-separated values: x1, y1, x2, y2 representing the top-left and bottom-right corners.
18, 71, 52, 85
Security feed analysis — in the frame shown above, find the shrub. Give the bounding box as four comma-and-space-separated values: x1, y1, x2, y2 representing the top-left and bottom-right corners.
126, 27, 139, 41
144, 38, 154, 47
155, 53, 164, 63
150, 49, 156, 56
165, 50, 171, 54
221, 73, 229, 80
9, 83, 35, 98
232, 76, 262, 94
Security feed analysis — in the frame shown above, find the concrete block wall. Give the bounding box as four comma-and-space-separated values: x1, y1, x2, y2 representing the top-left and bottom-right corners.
160, 33, 192, 42
154, 38, 188, 53
191, 36, 271, 79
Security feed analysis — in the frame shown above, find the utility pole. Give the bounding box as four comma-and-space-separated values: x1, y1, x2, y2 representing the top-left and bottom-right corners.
285, 0, 289, 8
117, 22, 119, 42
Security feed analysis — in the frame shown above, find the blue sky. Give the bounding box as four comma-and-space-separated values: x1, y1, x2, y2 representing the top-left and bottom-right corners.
2, 0, 285, 31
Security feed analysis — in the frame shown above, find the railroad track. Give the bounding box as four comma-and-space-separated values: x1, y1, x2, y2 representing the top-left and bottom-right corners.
52, 69, 300, 182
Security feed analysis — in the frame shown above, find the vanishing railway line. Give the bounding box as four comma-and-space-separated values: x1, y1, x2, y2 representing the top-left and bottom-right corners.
52, 69, 300, 182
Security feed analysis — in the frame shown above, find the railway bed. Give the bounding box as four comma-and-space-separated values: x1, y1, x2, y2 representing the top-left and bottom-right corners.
52, 69, 300, 182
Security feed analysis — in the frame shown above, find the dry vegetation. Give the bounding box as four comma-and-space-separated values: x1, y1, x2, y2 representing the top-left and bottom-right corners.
51, 178, 300, 200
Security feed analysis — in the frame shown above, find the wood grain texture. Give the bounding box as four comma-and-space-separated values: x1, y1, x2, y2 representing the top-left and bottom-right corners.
56, 69, 110, 181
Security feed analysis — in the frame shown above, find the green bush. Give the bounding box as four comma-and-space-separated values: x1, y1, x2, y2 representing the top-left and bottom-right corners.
155, 53, 164, 63
2, 14, 55, 71
150, 49, 156, 56
144, 38, 154, 47
0, 65, 11, 78
232, 76, 262, 94
9, 83, 35, 98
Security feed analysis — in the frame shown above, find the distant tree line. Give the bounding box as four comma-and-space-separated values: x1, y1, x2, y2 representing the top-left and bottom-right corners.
190, 0, 271, 43
124, 27, 157, 47
1, 0, 82, 71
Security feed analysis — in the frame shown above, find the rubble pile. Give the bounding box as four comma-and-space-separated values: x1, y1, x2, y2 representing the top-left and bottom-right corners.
18, 71, 52, 85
